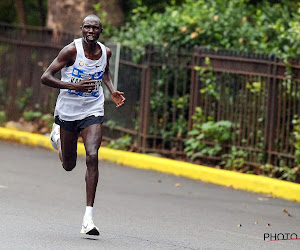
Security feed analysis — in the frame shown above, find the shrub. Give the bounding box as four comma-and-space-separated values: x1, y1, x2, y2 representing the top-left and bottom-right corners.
107, 134, 132, 150
114, 0, 300, 59
184, 107, 233, 161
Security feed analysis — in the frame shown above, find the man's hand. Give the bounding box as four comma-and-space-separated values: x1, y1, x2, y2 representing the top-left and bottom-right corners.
111, 91, 125, 108
71, 78, 96, 93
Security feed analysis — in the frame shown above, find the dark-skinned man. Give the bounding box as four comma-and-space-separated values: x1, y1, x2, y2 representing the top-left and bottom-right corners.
41, 14, 125, 236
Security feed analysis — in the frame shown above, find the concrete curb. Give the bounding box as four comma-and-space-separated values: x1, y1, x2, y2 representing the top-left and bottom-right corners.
1, 126, 300, 202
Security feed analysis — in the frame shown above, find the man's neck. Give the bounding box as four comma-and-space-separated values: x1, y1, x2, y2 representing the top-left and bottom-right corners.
82, 38, 98, 52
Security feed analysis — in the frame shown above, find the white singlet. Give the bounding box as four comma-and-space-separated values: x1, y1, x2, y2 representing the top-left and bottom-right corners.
54, 38, 107, 121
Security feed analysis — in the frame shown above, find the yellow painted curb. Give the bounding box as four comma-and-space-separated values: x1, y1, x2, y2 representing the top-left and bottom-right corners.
1, 126, 300, 202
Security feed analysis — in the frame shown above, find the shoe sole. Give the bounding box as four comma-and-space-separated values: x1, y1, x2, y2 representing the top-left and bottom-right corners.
81, 227, 99, 236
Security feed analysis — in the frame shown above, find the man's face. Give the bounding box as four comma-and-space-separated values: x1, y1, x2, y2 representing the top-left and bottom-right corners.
81, 18, 102, 44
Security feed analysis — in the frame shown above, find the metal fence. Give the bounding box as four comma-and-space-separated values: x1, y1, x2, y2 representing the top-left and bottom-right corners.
0, 23, 76, 120
137, 46, 300, 168
1, 23, 300, 167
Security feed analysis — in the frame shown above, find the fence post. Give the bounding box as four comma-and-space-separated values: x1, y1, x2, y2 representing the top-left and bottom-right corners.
188, 47, 200, 131
265, 56, 279, 165
137, 45, 152, 153
5, 46, 20, 121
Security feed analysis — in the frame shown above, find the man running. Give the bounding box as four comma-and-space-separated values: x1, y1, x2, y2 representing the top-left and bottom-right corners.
41, 14, 125, 236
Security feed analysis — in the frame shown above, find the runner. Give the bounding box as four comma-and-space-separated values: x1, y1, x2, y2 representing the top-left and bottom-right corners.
41, 14, 125, 236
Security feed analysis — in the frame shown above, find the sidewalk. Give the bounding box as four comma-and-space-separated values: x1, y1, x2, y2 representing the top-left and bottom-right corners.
1, 126, 299, 202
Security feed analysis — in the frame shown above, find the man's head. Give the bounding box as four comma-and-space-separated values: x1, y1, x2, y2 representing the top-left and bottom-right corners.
80, 15, 103, 44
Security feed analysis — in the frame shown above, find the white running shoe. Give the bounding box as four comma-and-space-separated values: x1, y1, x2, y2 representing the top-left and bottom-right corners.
80, 218, 100, 236
50, 123, 60, 150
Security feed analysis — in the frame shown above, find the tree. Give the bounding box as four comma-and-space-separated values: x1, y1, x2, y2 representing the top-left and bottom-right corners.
0, 0, 17, 24
47, 0, 125, 34
0, 0, 47, 26
122, 0, 184, 16
13, 0, 26, 26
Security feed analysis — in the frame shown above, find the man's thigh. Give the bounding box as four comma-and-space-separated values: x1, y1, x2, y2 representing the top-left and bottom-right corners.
60, 127, 79, 159
81, 124, 102, 154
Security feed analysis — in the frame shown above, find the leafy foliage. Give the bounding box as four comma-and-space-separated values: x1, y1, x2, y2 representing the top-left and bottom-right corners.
105, 120, 117, 130
196, 57, 219, 100
0, 78, 8, 109
259, 164, 299, 182
0, 0, 47, 26
0, 0, 17, 24
221, 146, 248, 171
23, 111, 42, 122
16, 88, 32, 113
114, 0, 300, 59
93, 3, 116, 40
184, 107, 233, 161
122, 0, 185, 17
292, 115, 300, 166
106, 134, 132, 150
0, 111, 6, 124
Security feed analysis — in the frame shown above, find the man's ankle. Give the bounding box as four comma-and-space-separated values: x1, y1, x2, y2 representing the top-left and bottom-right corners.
84, 206, 93, 220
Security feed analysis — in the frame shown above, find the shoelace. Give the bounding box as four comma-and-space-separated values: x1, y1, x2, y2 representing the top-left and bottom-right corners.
83, 219, 94, 228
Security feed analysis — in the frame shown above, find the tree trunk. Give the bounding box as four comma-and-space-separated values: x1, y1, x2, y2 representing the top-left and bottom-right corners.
38, 0, 46, 27
97, 0, 125, 27
13, 0, 26, 26
47, 0, 124, 34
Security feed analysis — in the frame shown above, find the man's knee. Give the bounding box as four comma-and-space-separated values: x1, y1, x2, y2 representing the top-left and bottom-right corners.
62, 158, 76, 171
86, 152, 98, 166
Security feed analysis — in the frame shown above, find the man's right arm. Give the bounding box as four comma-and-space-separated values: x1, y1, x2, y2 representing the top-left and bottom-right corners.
41, 44, 76, 89
41, 44, 96, 92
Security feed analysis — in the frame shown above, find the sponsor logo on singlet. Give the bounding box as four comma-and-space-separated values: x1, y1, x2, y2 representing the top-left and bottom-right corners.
68, 68, 104, 97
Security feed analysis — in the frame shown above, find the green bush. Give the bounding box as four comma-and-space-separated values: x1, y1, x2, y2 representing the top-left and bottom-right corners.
16, 88, 32, 113
259, 163, 299, 182
114, 0, 300, 59
41, 114, 55, 128
293, 115, 300, 165
184, 107, 233, 161
221, 146, 248, 171
107, 134, 132, 150
23, 110, 42, 121
0, 111, 6, 124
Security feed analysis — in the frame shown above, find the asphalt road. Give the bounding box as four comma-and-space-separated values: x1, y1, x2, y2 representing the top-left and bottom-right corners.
0, 141, 299, 250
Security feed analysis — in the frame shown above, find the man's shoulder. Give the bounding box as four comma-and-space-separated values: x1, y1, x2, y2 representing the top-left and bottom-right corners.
58, 41, 77, 59
104, 46, 111, 58
62, 41, 76, 54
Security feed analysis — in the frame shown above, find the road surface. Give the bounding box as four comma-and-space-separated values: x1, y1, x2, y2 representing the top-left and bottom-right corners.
0, 141, 299, 249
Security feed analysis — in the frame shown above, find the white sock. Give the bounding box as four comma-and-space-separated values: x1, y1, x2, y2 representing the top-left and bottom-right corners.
84, 206, 93, 220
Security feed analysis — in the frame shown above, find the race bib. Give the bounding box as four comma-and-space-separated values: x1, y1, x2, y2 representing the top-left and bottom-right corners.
68, 68, 104, 97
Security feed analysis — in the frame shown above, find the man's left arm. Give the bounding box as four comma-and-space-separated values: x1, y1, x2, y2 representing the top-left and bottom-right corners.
102, 47, 125, 108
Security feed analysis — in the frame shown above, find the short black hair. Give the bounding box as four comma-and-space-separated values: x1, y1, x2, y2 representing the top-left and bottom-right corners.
82, 14, 102, 26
